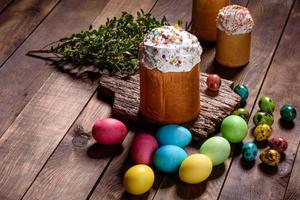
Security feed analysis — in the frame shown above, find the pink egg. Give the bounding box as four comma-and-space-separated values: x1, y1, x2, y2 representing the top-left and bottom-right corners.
268, 136, 288, 153
92, 118, 127, 145
130, 133, 159, 165
207, 74, 221, 92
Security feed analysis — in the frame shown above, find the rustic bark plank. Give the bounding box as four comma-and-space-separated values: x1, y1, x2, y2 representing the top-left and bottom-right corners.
284, 143, 300, 200
21, 1, 158, 199
0, 0, 109, 137
219, 1, 300, 199
99, 73, 240, 138
0, 0, 60, 67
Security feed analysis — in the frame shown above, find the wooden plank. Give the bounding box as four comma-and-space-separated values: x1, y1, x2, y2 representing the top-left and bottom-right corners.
87, 1, 248, 200
99, 73, 240, 138
0, 72, 98, 200
284, 143, 300, 200
0, 0, 60, 67
0, 0, 14, 14
0, 0, 112, 199
219, 0, 300, 199
0, 0, 109, 137
89, 130, 164, 200
21, 1, 158, 199
152, 0, 295, 199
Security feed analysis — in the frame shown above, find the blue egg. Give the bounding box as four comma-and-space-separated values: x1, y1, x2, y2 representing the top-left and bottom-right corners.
242, 142, 258, 162
156, 124, 192, 147
153, 145, 188, 173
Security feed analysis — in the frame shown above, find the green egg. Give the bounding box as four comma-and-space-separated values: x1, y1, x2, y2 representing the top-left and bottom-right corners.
199, 136, 231, 166
221, 115, 248, 143
253, 111, 274, 126
259, 96, 275, 113
232, 108, 250, 121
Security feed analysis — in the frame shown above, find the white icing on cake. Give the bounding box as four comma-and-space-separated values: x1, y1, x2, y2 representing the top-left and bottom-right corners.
216, 5, 254, 35
139, 26, 202, 72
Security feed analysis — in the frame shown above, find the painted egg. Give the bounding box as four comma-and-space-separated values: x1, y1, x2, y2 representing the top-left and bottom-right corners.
259, 96, 276, 113
253, 111, 274, 126
153, 145, 188, 173
268, 136, 288, 153
221, 115, 248, 143
123, 164, 154, 195
199, 136, 231, 166
130, 133, 159, 165
206, 74, 221, 91
259, 149, 281, 166
280, 104, 297, 122
156, 124, 192, 148
234, 84, 249, 102
242, 142, 258, 162
232, 108, 250, 121
254, 124, 272, 141
179, 154, 212, 184
92, 118, 127, 145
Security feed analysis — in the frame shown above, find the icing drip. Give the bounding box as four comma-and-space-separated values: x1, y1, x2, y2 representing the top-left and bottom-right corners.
139, 26, 202, 72
216, 5, 254, 35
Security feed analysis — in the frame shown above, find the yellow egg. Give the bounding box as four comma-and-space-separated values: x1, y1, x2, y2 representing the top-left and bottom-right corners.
179, 154, 213, 184
123, 164, 155, 195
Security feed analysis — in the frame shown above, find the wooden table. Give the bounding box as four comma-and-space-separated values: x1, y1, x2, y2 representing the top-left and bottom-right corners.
0, 0, 299, 199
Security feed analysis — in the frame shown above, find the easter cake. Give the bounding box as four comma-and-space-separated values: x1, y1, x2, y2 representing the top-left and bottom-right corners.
216, 5, 254, 67
139, 26, 203, 124
192, 0, 230, 42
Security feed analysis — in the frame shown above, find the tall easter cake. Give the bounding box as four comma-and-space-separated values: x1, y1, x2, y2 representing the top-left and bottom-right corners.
216, 5, 254, 67
139, 26, 203, 124
192, 0, 230, 42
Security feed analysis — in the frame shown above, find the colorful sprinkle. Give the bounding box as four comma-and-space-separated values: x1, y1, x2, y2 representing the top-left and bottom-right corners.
216, 5, 254, 35
139, 26, 202, 72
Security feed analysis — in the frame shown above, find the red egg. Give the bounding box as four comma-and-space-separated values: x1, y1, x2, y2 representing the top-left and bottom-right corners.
92, 118, 127, 145
207, 74, 221, 91
268, 136, 288, 153
130, 133, 159, 165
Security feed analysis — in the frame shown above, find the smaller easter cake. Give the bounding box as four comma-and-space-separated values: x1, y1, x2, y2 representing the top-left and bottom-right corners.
139, 25, 202, 124
215, 5, 254, 67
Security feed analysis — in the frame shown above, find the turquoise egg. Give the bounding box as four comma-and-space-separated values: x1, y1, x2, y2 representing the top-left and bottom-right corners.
242, 142, 258, 162
253, 111, 274, 126
280, 104, 297, 122
153, 145, 188, 173
234, 85, 249, 102
156, 124, 192, 147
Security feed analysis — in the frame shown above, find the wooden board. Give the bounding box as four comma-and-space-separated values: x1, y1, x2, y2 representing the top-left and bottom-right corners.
99, 73, 240, 138
0, 0, 109, 137
0, 0, 60, 67
219, 0, 300, 199
151, 0, 296, 199
284, 143, 300, 200
21, 1, 159, 199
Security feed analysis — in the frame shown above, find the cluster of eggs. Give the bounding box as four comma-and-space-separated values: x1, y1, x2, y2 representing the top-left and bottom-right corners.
231, 85, 296, 166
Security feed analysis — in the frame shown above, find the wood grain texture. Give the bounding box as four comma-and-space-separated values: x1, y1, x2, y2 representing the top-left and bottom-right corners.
21, 0, 158, 199
0, 0, 109, 137
0, 0, 14, 13
0, 72, 97, 200
89, 130, 164, 200
219, 1, 300, 199
152, 0, 296, 200
99, 73, 240, 138
23, 94, 112, 200
0, 0, 60, 67
284, 143, 300, 200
